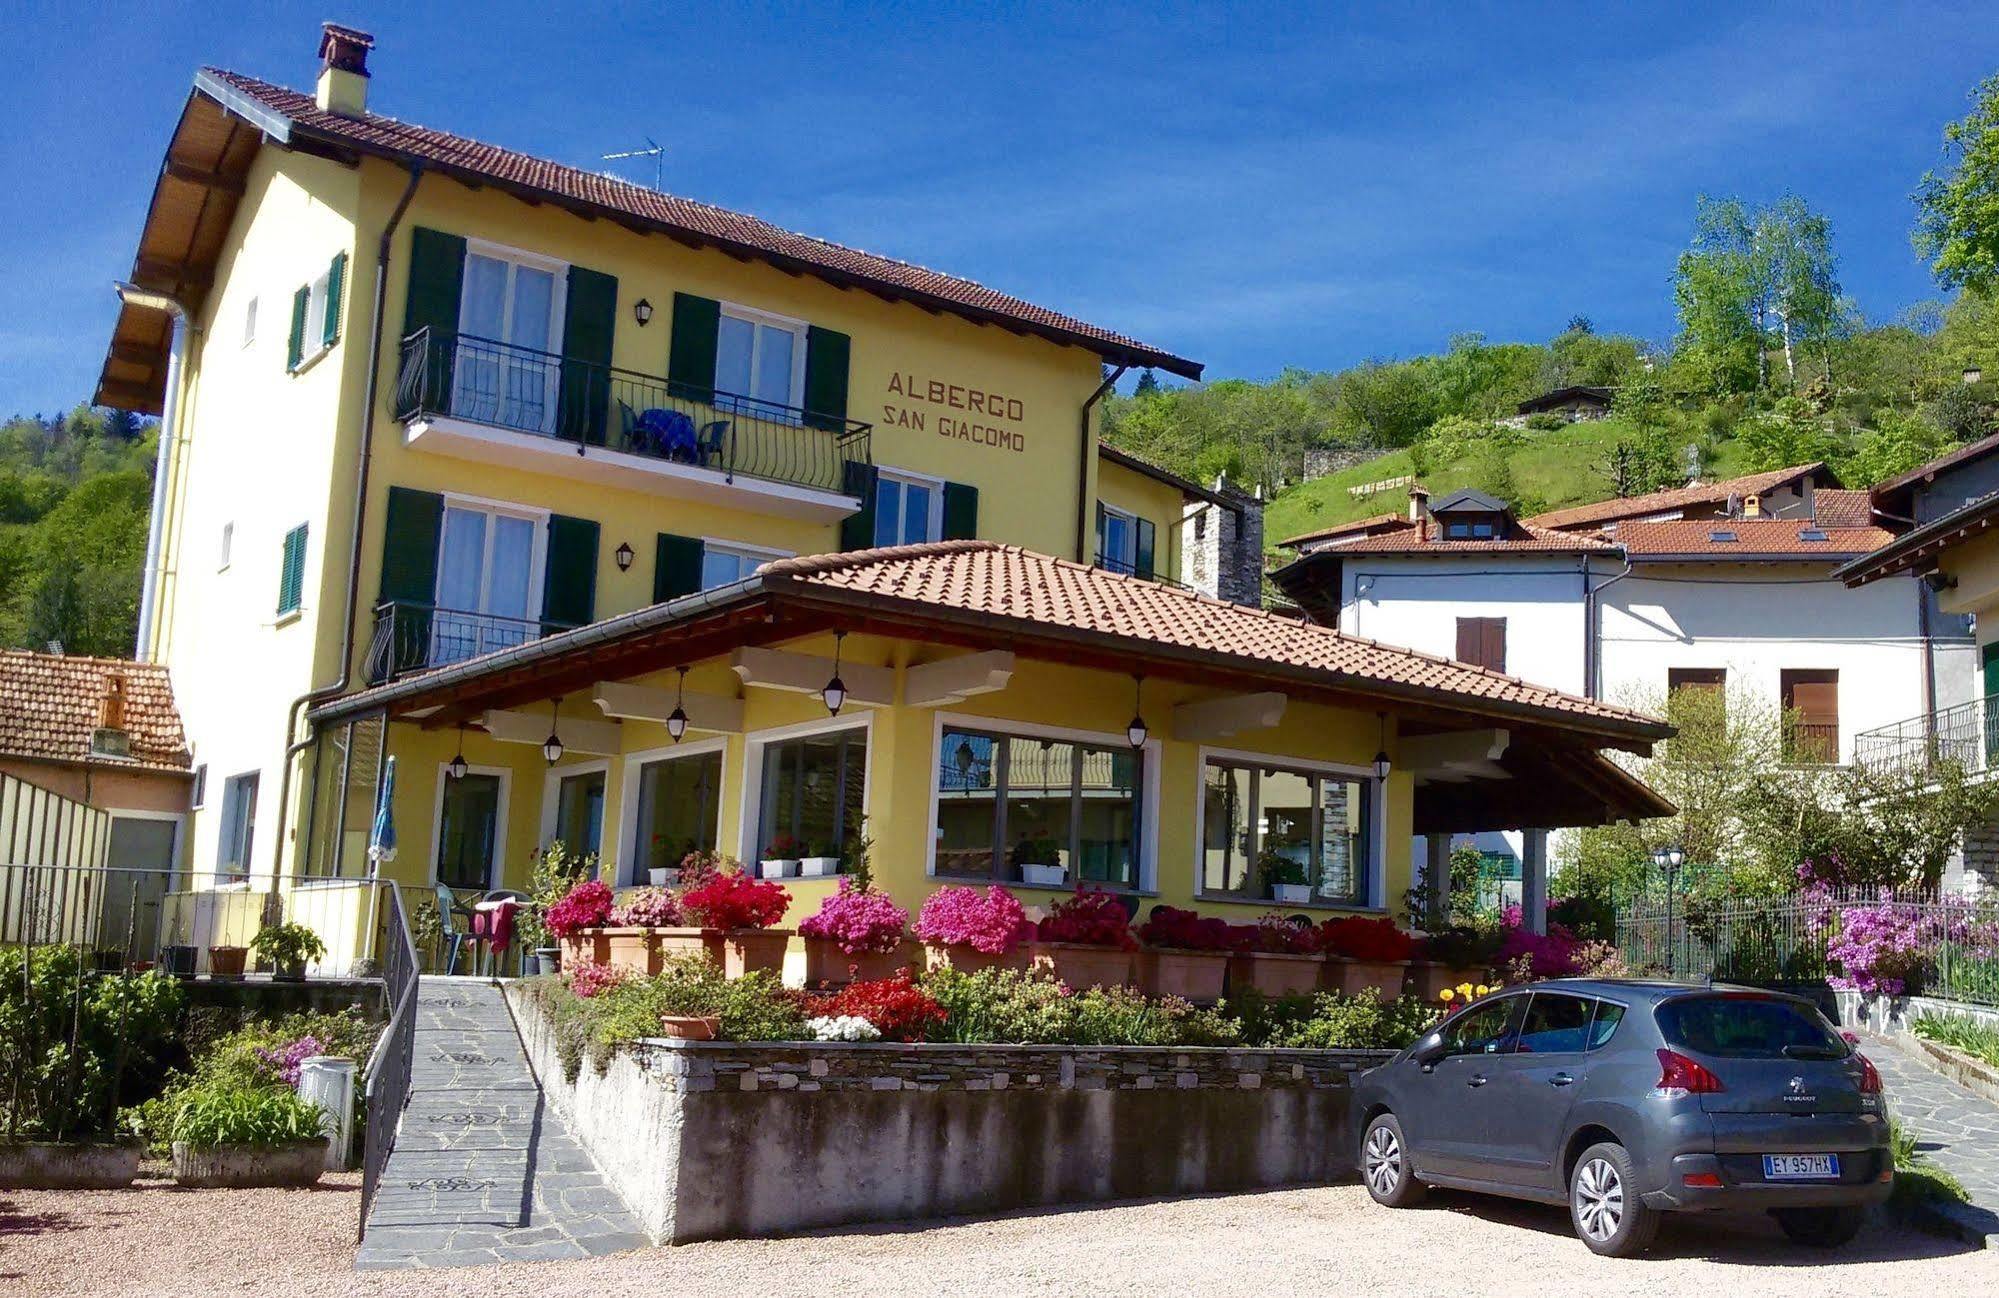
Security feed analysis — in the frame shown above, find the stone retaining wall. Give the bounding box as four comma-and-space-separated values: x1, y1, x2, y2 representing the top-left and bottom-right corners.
507, 983, 1391, 1244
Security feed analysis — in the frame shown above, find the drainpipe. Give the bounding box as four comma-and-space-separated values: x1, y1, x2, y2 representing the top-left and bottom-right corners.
1582, 551, 1633, 700
1075, 365, 1129, 564
270, 163, 425, 880
118, 283, 198, 662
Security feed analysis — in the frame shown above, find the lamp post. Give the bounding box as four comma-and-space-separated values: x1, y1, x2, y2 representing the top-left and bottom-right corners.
1651, 844, 1685, 974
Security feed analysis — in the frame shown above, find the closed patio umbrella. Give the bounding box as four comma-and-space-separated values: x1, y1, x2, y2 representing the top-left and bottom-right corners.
367, 756, 398, 876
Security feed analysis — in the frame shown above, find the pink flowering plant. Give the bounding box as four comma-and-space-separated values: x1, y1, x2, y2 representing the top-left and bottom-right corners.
608, 887, 682, 929
1827, 898, 1944, 996
1035, 887, 1137, 949
252, 1034, 325, 1087
915, 885, 1032, 955
565, 960, 630, 999
544, 878, 614, 938
798, 878, 910, 955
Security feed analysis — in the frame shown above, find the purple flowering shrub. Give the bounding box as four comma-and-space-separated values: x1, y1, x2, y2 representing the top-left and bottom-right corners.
799, 878, 910, 955
252, 1034, 325, 1087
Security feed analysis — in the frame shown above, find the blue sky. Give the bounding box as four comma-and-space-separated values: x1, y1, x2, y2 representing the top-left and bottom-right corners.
3, 1, 1996, 415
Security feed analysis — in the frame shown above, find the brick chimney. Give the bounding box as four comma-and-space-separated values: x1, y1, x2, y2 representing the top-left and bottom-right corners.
91, 669, 133, 760
316, 22, 374, 116
1408, 482, 1430, 523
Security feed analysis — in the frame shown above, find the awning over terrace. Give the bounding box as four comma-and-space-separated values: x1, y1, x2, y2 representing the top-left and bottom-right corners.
308, 541, 1675, 832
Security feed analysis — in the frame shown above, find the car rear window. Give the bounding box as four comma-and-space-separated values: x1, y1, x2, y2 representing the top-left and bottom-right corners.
1654, 995, 1848, 1059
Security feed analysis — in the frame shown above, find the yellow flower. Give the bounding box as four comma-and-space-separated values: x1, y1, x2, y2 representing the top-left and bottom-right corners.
1475, 984, 1491, 997
1438, 988, 1455, 1002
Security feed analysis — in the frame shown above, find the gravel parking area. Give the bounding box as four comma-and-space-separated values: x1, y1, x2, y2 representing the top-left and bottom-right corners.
6, 1174, 1995, 1297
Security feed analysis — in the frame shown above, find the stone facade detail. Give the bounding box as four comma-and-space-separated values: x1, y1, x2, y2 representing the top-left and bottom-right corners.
1961, 816, 1999, 895
1182, 478, 1265, 607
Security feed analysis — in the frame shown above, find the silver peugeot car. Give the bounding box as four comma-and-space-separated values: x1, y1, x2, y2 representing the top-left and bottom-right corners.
1351, 978, 1892, 1256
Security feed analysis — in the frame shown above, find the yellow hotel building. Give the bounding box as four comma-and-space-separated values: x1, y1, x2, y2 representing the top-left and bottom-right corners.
97, 26, 1668, 967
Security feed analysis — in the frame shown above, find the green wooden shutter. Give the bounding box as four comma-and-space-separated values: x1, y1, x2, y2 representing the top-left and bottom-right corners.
559, 266, 618, 445
541, 514, 600, 633
838, 462, 879, 551
287, 286, 309, 371
277, 524, 308, 614
402, 227, 467, 409
1135, 518, 1156, 580
667, 293, 720, 403
654, 533, 705, 602
1983, 641, 1999, 698
803, 325, 851, 431
378, 486, 445, 675
322, 251, 347, 348
942, 481, 979, 541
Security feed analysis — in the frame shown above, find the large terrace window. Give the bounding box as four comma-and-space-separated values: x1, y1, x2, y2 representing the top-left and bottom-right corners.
630, 748, 722, 883
1200, 757, 1374, 907
755, 726, 866, 863
935, 725, 1142, 890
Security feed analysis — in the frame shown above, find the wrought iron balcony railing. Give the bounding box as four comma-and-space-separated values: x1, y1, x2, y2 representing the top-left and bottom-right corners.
364, 600, 579, 684
1854, 696, 1997, 779
1095, 549, 1198, 594
394, 328, 872, 498
1781, 720, 1841, 766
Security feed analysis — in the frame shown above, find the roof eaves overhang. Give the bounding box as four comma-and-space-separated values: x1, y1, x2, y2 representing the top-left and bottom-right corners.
1098, 444, 1237, 510
1835, 493, 1999, 587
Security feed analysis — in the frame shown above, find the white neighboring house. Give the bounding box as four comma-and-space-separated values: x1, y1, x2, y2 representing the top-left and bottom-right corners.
1270, 467, 1977, 894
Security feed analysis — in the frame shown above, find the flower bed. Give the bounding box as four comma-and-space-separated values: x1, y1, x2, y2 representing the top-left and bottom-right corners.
1028, 888, 1138, 989
1133, 906, 1232, 1002
798, 879, 914, 986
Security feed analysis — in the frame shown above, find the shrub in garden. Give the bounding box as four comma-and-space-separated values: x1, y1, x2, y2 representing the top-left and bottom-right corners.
566, 960, 631, 999
1135, 905, 1232, 951
1067, 985, 1240, 1047
1828, 901, 1937, 996
1036, 887, 1137, 948
607, 887, 682, 928
518, 841, 597, 951
1319, 916, 1415, 962
545, 878, 614, 937
807, 1014, 882, 1041
0, 946, 184, 1140
809, 970, 946, 1041
169, 1080, 325, 1150
798, 878, 910, 954
1419, 924, 1501, 969
915, 884, 1032, 954
1258, 988, 1439, 1050
521, 956, 808, 1078
679, 868, 790, 930
1228, 913, 1321, 954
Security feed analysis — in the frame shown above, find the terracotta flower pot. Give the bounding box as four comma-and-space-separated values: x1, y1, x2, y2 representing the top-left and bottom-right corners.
601, 926, 661, 975
206, 946, 248, 980
719, 928, 791, 979
653, 927, 724, 964
1226, 950, 1323, 998
1136, 948, 1230, 1002
1028, 941, 1135, 990
922, 942, 1030, 977
802, 937, 916, 987
658, 1015, 721, 1041
560, 930, 611, 968
1327, 956, 1408, 1000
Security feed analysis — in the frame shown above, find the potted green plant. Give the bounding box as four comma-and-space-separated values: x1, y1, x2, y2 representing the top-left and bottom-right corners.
168, 1080, 329, 1188
249, 922, 326, 981
799, 838, 842, 878
521, 841, 595, 974
1015, 835, 1067, 887
1260, 850, 1310, 904
760, 833, 805, 879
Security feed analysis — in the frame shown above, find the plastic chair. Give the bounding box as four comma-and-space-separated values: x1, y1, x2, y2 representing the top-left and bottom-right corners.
433, 883, 470, 975
471, 888, 530, 978
615, 400, 639, 451
697, 420, 730, 468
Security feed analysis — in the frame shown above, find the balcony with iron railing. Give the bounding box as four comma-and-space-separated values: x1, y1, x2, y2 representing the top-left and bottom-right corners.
394, 328, 872, 521
364, 601, 579, 684
1854, 696, 1998, 780
1781, 720, 1841, 767
1095, 549, 1198, 594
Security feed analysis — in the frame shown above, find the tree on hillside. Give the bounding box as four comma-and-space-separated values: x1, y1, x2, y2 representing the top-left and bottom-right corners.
1915, 71, 1999, 298
1132, 369, 1160, 397
1329, 360, 1434, 447
1760, 196, 1845, 385
1673, 195, 1843, 395
3, 470, 149, 657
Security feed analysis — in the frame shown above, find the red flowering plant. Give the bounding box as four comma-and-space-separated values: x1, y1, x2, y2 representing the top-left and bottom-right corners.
915, 885, 1032, 955
1319, 916, 1416, 962
679, 867, 791, 931
544, 879, 614, 938
607, 887, 682, 928
1135, 905, 1233, 952
798, 878, 910, 955
808, 970, 946, 1041
1228, 913, 1322, 954
1036, 886, 1138, 949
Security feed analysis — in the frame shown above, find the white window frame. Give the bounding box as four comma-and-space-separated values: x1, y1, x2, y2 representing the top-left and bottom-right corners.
298, 268, 334, 368
698, 538, 792, 591
429, 762, 512, 892
215, 770, 260, 883
926, 711, 1160, 893
430, 493, 551, 659
455, 238, 570, 433
738, 714, 874, 866
873, 467, 946, 548
538, 757, 611, 858
1099, 503, 1139, 572
190, 762, 208, 810
218, 521, 233, 572
242, 295, 258, 349
618, 738, 731, 883
1193, 744, 1388, 912
715, 299, 809, 414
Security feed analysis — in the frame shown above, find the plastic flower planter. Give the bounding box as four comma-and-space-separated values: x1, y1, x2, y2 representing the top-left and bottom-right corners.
647, 867, 680, 887
799, 856, 842, 878
1325, 956, 1408, 1000
718, 928, 792, 978
1408, 960, 1487, 1001
1226, 950, 1323, 997
206, 945, 248, 980
1136, 948, 1229, 1002
1019, 863, 1068, 887
801, 936, 917, 987
1269, 883, 1311, 904
560, 929, 612, 968
922, 941, 1030, 976
171, 1138, 329, 1188
599, 926, 724, 975
758, 858, 801, 880
1028, 941, 1136, 990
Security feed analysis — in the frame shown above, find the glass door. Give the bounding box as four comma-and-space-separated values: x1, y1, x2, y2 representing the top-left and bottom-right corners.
431, 503, 544, 665
437, 773, 502, 891
455, 250, 561, 433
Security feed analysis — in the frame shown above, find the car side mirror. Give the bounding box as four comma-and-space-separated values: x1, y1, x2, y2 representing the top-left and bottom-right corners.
1412, 1034, 1446, 1069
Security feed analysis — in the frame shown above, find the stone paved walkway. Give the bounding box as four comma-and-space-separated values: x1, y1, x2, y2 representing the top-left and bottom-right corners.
1870, 1033, 1999, 1244
355, 978, 650, 1270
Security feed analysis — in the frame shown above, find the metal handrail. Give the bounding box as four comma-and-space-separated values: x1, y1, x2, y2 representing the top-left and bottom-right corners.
1854, 696, 1995, 778
394, 327, 872, 496
358, 880, 419, 1240
364, 600, 579, 683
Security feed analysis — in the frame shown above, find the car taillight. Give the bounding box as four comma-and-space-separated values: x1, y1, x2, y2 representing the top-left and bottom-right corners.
1840, 1030, 1860, 1045
1654, 1047, 1725, 1096
1857, 1054, 1882, 1094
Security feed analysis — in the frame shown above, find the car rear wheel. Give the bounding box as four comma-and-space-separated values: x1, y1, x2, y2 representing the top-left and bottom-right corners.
1774, 1205, 1864, 1248
1569, 1141, 1660, 1257
1361, 1114, 1425, 1207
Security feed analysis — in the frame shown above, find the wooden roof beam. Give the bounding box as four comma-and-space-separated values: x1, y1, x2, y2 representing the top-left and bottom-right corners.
164, 161, 246, 195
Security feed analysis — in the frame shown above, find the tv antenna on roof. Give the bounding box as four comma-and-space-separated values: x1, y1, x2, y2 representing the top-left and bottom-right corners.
602, 138, 665, 191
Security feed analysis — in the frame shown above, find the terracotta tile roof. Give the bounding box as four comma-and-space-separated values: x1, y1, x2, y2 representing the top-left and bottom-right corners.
1811, 488, 1875, 529
1318, 520, 1619, 555
1612, 518, 1895, 559
0, 651, 190, 773
1277, 513, 1411, 549
199, 70, 1201, 380
763, 542, 1667, 737
1525, 463, 1828, 531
